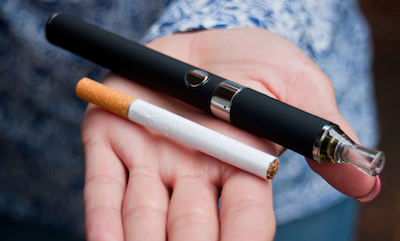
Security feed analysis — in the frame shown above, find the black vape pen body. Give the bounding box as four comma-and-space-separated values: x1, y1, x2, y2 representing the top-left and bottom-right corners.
46, 13, 331, 160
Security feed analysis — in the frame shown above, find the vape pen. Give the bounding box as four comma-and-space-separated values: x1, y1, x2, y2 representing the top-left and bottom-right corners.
76, 77, 279, 179
46, 13, 385, 176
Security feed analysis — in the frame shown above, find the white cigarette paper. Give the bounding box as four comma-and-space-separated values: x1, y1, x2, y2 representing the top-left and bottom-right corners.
76, 77, 279, 179
128, 99, 278, 179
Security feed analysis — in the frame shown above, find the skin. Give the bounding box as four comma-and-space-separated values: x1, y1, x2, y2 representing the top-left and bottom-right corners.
81, 28, 378, 241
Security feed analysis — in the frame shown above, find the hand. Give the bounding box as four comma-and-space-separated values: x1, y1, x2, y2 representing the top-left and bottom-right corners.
81, 28, 378, 241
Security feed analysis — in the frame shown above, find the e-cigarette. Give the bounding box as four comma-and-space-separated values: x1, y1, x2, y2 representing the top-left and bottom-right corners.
46, 13, 384, 176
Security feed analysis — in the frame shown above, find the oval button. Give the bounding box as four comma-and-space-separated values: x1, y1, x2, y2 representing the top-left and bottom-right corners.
185, 69, 209, 88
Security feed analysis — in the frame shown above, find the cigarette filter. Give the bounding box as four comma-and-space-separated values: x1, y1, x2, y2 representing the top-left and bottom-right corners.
76, 77, 279, 179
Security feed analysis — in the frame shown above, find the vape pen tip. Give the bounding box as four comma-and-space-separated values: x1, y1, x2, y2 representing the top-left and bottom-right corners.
340, 144, 385, 176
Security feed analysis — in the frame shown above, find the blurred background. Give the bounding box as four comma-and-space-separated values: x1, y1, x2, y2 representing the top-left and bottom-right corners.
357, 0, 400, 240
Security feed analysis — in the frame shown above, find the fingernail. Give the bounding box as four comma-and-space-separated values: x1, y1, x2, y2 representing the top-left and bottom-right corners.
355, 175, 381, 203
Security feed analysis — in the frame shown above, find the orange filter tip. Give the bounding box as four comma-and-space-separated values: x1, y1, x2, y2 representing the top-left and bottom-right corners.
76, 77, 135, 118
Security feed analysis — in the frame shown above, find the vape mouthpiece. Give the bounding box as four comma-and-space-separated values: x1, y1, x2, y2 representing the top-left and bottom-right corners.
313, 125, 385, 176
337, 141, 385, 176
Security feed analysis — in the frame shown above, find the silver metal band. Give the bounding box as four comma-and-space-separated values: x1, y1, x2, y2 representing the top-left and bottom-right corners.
312, 124, 337, 163
210, 81, 244, 122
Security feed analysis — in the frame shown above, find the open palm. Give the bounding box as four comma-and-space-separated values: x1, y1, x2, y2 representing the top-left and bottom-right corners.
81, 28, 377, 241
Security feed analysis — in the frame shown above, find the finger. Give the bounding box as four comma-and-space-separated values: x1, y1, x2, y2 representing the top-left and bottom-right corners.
122, 167, 170, 241
167, 176, 220, 241
220, 171, 275, 241
82, 107, 127, 241
307, 160, 379, 200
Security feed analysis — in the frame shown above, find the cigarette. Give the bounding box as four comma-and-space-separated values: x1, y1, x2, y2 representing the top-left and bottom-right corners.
76, 77, 279, 179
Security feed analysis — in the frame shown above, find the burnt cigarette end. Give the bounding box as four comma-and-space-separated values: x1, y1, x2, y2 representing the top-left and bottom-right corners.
267, 159, 279, 179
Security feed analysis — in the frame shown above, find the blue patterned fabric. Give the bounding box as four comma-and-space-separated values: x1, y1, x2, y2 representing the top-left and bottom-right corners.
0, 0, 378, 237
